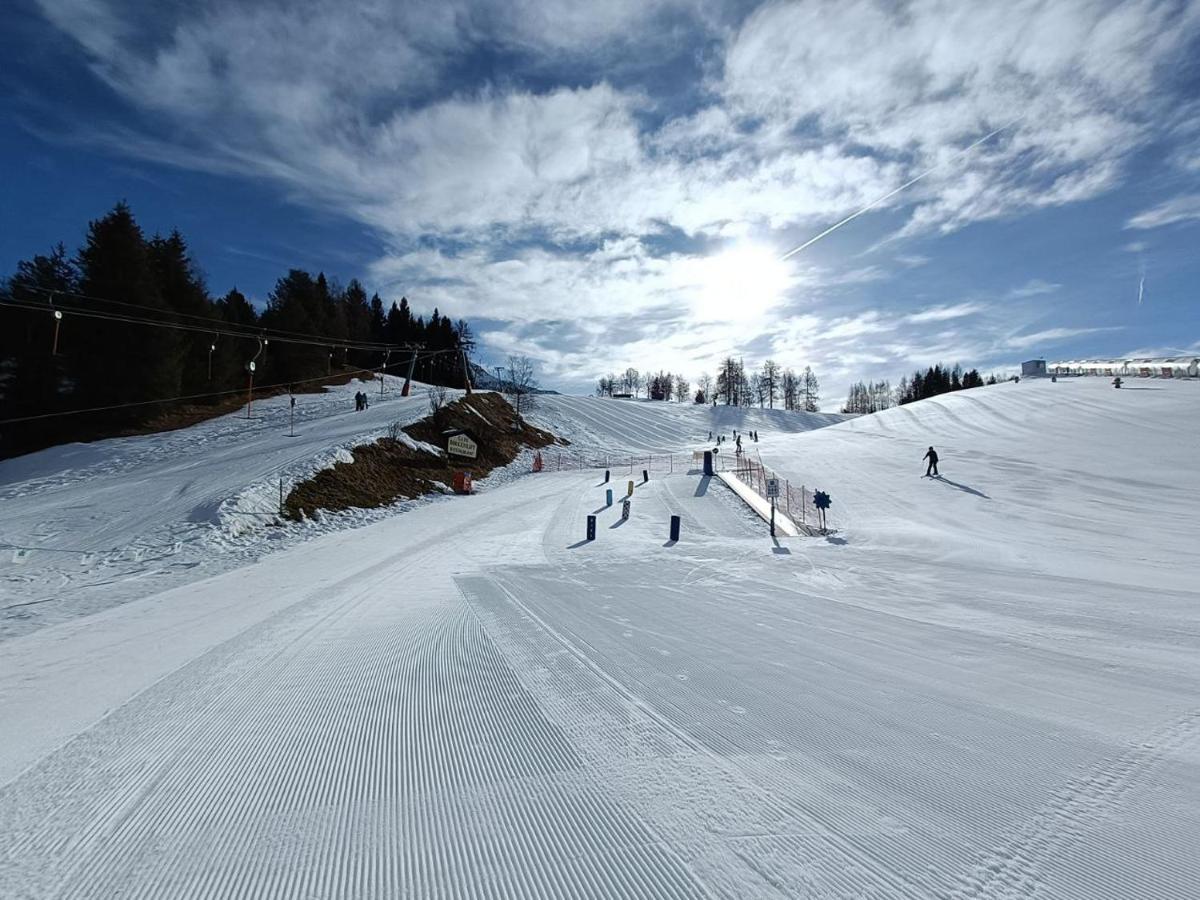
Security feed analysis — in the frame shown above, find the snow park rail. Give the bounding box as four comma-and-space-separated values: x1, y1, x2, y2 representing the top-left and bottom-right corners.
712, 450, 829, 535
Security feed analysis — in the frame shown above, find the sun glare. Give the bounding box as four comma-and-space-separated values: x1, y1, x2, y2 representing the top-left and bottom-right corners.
692, 244, 793, 321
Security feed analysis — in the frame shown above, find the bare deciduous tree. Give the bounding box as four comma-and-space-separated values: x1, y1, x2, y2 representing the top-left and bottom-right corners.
622, 367, 642, 397
505, 354, 538, 422
674, 374, 689, 403
427, 383, 448, 417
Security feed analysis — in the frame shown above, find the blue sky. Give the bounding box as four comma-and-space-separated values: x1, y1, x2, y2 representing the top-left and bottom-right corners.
3, 0, 1199, 400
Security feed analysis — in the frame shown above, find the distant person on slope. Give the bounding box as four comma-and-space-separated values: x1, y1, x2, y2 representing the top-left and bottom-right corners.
923, 446, 940, 477
736, 434, 743, 455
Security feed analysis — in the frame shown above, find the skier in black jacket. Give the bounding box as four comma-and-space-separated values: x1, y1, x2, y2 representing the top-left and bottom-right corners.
923, 446, 939, 477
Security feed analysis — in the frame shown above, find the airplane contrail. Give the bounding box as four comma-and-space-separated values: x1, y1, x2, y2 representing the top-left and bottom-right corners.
779, 118, 1023, 262
1138, 276, 1145, 305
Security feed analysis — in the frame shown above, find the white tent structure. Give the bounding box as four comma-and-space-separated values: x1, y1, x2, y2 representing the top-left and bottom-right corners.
1049, 357, 1199, 378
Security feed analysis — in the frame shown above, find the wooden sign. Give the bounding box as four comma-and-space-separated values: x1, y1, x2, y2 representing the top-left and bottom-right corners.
447, 433, 478, 459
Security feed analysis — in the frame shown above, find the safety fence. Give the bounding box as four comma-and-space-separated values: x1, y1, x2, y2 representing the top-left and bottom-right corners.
535, 450, 690, 475
534, 446, 832, 533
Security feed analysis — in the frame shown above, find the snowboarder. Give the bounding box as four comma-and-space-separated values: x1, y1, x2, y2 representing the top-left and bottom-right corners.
923, 446, 939, 477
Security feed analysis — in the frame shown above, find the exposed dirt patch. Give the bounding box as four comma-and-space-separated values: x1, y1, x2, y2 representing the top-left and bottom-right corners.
284, 391, 559, 520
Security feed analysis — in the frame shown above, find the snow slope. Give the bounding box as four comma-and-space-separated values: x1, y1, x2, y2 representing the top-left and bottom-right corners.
0, 388, 841, 641
530, 393, 846, 453
0, 376, 455, 638
1, 378, 1198, 898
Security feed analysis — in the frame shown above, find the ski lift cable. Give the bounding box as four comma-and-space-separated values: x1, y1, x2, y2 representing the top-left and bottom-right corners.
3, 282, 412, 352
0, 366, 390, 426
0, 342, 468, 427
0, 295, 417, 354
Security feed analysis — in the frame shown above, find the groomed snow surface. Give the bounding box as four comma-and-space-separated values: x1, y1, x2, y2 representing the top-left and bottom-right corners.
2, 378, 1198, 898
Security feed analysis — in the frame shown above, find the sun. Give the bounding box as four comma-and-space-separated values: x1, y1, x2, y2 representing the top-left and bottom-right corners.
692, 243, 794, 321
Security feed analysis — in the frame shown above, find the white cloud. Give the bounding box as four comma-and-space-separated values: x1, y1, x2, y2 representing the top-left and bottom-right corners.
905, 303, 984, 324
722, 0, 1199, 235
1008, 279, 1060, 298
25, 0, 1200, 393
1121, 340, 1200, 357
1004, 326, 1121, 351
1125, 194, 1200, 230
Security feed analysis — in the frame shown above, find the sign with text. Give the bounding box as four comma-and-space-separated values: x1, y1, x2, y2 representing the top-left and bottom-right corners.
766, 478, 780, 499
447, 433, 478, 459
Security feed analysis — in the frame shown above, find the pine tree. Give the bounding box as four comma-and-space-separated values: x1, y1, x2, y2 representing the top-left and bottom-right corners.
369, 293, 386, 344
760, 359, 780, 408
211, 288, 258, 389
261, 270, 329, 382
781, 368, 798, 410
0, 244, 77, 453
75, 202, 182, 410
149, 230, 213, 395
715, 357, 743, 405
342, 279, 372, 368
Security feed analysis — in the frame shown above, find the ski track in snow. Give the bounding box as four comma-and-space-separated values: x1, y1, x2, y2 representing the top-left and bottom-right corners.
1, 378, 1199, 897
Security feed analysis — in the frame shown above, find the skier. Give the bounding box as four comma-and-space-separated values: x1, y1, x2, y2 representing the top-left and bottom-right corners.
923, 446, 939, 477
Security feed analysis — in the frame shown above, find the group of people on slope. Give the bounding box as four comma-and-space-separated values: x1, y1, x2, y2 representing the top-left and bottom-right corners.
354, 391, 370, 412
707, 429, 761, 455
